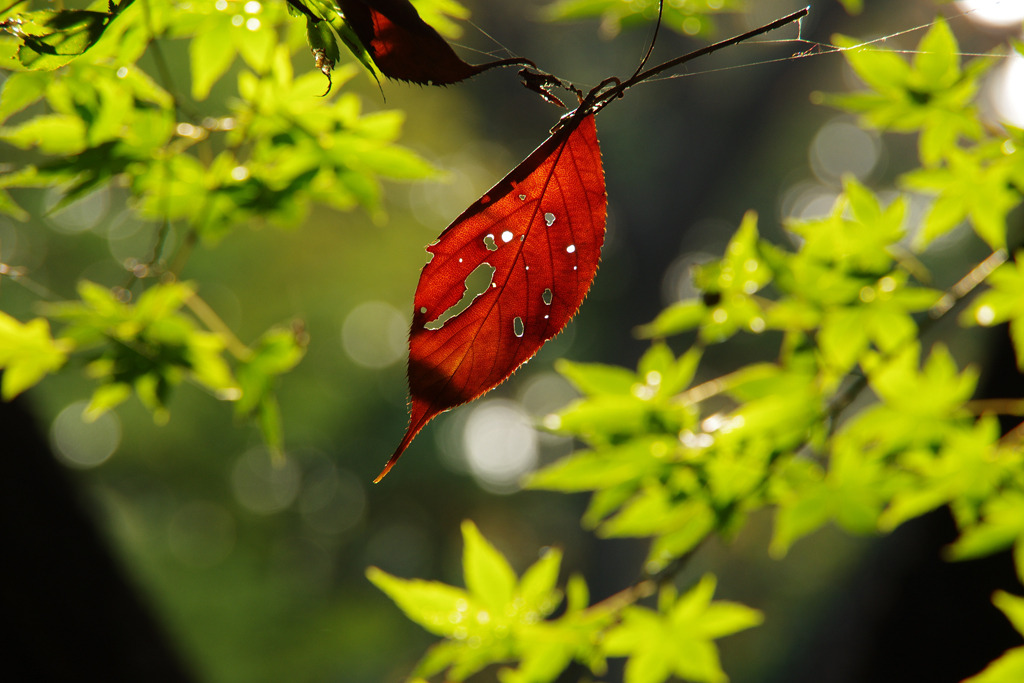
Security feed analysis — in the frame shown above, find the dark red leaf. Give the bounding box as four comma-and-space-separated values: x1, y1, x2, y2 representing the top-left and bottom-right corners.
376, 112, 605, 481
339, 0, 513, 85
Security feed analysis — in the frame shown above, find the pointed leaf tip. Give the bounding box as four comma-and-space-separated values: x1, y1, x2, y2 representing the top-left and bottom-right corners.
379, 112, 606, 479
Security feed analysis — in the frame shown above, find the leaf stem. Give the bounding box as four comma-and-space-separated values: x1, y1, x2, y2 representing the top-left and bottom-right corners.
999, 420, 1024, 446
929, 249, 1007, 319
184, 293, 252, 361
672, 363, 744, 407
168, 228, 198, 278
586, 579, 657, 615
139, 0, 196, 122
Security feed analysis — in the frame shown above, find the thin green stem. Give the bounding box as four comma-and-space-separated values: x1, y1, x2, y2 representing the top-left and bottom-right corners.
184, 293, 252, 361
168, 228, 198, 277
586, 578, 657, 616
929, 249, 1008, 320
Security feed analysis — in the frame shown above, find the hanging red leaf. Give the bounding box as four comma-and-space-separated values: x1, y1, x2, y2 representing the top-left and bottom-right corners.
372, 6, 810, 480
338, 0, 527, 85
376, 112, 605, 481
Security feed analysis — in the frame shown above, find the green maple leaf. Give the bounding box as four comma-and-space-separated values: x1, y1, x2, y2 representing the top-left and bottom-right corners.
603, 575, 762, 683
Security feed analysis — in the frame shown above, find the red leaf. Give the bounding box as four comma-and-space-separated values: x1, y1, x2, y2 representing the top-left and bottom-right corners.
376, 112, 606, 481
339, 0, 486, 84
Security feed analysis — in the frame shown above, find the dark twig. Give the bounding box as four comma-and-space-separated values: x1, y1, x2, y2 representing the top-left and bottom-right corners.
587, 6, 810, 116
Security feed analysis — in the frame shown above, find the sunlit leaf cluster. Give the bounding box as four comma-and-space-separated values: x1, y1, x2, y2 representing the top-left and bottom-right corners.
369, 521, 760, 683
0, 0, 441, 445
510, 18, 1024, 683
279, 10, 1024, 683
0, 0, 439, 235
823, 18, 1023, 249
0, 278, 305, 449
368, 16, 1024, 683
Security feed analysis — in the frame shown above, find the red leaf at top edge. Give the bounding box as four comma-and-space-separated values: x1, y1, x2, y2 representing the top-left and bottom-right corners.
338, 0, 483, 84
376, 112, 606, 481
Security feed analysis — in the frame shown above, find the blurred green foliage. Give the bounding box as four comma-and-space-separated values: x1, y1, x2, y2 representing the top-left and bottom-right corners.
370, 521, 760, 683
0, 0, 442, 448
540, 0, 744, 38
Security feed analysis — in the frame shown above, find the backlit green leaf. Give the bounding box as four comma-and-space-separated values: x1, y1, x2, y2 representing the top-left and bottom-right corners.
603, 576, 761, 683
190, 20, 237, 100
994, 591, 1024, 636
555, 358, 636, 396
462, 520, 517, 612
911, 18, 959, 91
0, 312, 70, 399
0, 71, 48, 123
636, 299, 705, 338
365, 566, 474, 637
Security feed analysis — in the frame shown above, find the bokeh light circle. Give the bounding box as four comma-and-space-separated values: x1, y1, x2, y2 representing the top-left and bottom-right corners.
461, 399, 538, 494
957, 0, 1024, 27
46, 186, 110, 234
298, 459, 367, 536
230, 447, 301, 514
989, 52, 1024, 127
341, 301, 408, 368
810, 119, 881, 183
50, 400, 121, 469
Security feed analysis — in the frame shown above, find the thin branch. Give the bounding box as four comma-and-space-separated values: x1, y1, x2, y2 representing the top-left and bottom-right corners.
929, 249, 1008, 319
965, 398, 1024, 416
674, 372, 732, 407
588, 6, 809, 114
184, 293, 252, 361
585, 579, 657, 616
999, 419, 1024, 446
138, 0, 198, 121
168, 228, 198, 277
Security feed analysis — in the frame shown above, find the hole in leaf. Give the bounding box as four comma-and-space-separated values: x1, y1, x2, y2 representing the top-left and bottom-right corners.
544, 212, 556, 226
518, 194, 527, 201
483, 234, 498, 251
501, 230, 514, 243
424, 263, 496, 330
542, 288, 552, 305
513, 316, 525, 337
566, 244, 576, 253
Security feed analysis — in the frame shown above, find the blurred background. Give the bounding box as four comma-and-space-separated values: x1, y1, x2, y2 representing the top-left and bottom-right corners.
3, 0, 1024, 681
